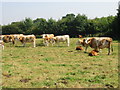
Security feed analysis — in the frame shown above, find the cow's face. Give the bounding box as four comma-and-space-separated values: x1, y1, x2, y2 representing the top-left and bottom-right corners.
76, 39, 83, 45
19, 36, 23, 41
9, 36, 14, 42
83, 38, 91, 46
3, 35, 14, 43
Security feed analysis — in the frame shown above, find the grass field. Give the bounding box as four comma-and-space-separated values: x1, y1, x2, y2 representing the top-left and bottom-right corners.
1, 38, 119, 88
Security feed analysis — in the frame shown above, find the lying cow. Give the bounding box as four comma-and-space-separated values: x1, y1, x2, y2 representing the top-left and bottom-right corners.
76, 37, 113, 55
19, 34, 36, 47
89, 50, 99, 56
53, 35, 70, 46
41, 34, 54, 46
76, 46, 83, 50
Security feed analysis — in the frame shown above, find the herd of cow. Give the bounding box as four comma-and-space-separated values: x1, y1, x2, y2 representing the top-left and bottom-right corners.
0, 34, 113, 56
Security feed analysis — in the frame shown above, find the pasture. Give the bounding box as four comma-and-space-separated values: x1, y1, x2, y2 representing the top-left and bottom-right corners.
2, 38, 118, 88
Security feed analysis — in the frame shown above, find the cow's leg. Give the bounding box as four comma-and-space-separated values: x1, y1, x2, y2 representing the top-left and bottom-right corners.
108, 47, 111, 55
23, 42, 25, 47
99, 49, 102, 53
33, 40, 36, 47
108, 42, 112, 55
111, 44, 113, 52
12, 41, 15, 46
66, 38, 70, 47
44, 40, 48, 46
84, 46, 88, 53
2, 44, 4, 50
43, 39, 47, 46
47, 41, 49, 46
67, 43, 69, 47
51, 40, 55, 46
57, 41, 59, 46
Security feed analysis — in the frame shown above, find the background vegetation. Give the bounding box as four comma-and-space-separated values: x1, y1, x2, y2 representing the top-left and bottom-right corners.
1, 3, 120, 40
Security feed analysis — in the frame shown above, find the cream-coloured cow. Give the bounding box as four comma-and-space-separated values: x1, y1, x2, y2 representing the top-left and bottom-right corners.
19, 34, 36, 47
53, 35, 70, 46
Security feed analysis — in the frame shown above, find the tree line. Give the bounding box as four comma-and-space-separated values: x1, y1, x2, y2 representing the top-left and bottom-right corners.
1, 4, 120, 40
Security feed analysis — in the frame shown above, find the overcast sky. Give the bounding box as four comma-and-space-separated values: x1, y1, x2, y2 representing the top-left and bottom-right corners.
1, 0, 119, 25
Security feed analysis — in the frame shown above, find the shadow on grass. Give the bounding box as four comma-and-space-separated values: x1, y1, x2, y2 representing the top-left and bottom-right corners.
36, 43, 45, 47
53, 46, 69, 48
15, 46, 24, 48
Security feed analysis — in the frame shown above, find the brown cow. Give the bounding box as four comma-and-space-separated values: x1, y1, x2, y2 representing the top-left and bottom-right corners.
76, 37, 113, 55
81, 37, 113, 55
89, 50, 99, 56
76, 46, 83, 50
79, 35, 82, 38
3, 35, 15, 45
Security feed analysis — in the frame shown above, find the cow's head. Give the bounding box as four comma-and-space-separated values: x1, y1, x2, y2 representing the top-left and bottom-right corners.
83, 38, 92, 46
76, 39, 84, 46
3, 35, 14, 42
19, 36, 23, 41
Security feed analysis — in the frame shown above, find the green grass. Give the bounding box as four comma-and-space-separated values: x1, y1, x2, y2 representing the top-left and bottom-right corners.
2, 38, 119, 88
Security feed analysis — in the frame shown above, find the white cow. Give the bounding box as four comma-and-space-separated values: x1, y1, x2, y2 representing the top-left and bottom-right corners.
53, 35, 70, 46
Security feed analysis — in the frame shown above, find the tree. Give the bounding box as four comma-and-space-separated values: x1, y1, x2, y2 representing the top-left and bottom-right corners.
23, 18, 33, 34
74, 14, 88, 37
47, 18, 57, 34
33, 18, 47, 35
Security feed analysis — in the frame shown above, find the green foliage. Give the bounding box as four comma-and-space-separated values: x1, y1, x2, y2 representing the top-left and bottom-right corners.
1, 10, 119, 39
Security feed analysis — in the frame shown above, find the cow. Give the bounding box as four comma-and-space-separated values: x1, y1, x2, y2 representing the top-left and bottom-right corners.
11, 34, 24, 41
89, 50, 99, 56
76, 46, 83, 50
2, 35, 15, 45
79, 35, 82, 38
41, 34, 54, 46
76, 37, 113, 55
0, 40, 4, 50
53, 35, 70, 46
19, 34, 36, 47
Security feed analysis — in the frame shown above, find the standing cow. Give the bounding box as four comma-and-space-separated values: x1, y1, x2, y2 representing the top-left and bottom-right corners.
2, 35, 15, 45
76, 37, 113, 55
19, 34, 36, 47
53, 35, 70, 46
41, 34, 54, 46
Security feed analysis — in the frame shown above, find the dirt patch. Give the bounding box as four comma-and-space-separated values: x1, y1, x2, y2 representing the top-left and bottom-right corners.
2, 73, 11, 78
19, 78, 31, 83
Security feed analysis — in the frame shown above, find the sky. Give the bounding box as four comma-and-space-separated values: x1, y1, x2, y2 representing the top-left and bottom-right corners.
1, 0, 120, 25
